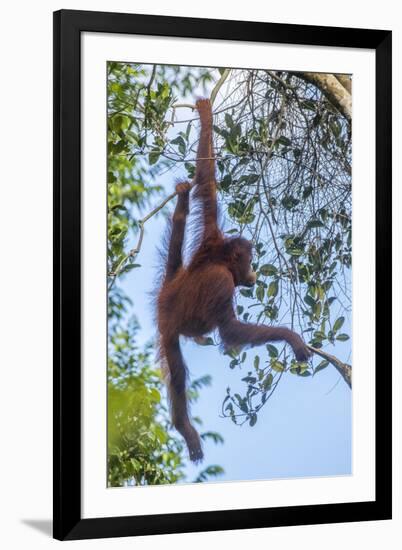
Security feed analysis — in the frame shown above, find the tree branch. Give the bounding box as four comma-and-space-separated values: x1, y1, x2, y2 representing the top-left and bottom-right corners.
307, 344, 352, 388
171, 103, 196, 110
171, 69, 231, 112
210, 69, 231, 105
293, 72, 352, 123
108, 190, 179, 289
335, 74, 352, 94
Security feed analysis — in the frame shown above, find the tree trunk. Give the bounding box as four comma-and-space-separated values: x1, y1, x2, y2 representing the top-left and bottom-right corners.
295, 72, 352, 123
335, 74, 352, 94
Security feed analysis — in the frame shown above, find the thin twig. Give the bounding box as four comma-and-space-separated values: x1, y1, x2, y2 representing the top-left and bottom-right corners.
171, 102, 196, 110
108, 189, 181, 290
170, 69, 231, 114
210, 69, 231, 105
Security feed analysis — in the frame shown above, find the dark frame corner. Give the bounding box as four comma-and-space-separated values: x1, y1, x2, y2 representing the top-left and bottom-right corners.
53, 9, 392, 541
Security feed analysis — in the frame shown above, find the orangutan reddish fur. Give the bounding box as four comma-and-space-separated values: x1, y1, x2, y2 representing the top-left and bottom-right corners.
157, 98, 311, 462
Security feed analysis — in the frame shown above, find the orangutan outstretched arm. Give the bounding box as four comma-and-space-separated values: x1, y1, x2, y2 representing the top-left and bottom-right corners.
193, 98, 220, 242
218, 304, 311, 362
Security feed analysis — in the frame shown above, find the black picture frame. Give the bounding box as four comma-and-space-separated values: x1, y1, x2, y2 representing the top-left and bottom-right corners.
53, 9, 392, 541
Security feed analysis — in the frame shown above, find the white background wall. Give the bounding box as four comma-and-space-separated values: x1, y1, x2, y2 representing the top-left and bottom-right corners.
0, 0, 400, 548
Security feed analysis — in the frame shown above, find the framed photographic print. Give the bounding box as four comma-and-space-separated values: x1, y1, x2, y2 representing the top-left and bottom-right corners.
53, 9, 392, 541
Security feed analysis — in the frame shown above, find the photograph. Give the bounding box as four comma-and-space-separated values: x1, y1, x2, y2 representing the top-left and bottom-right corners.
0, 1, 396, 546
106, 62, 353, 487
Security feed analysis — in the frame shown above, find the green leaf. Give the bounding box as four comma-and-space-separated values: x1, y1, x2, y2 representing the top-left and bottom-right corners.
108, 172, 117, 183
241, 375, 257, 384
225, 113, 234, 128
333, 316, 345, 332
314, 360, 329, 374
306, 219, 324, 229
281, 195, 300, 210
297, 362, 309, 373
247, 173, 259, 184
260, 264, 277, 277
171, 136, 186, 155
301, 99, 316, 111
336, 333, 350, 341
185, 162, 196, 178
304, 295, 316, 308
112, 140, 126, 154
288, 248, 304, 256
220, 174, 232, 191
213, 124, 228, 138
263, 373, 273, 390
268, 280, 278, 298
277, 135, 291, 146
256, 285, 265, 302
314, 302, 322, 317
330, 120, 341, 137
267, 344, 278, 358
310, 340, 323, 348
150, 388, 161, 403
249, 414, 258, 427
231, 124, 242, 140
240, 288, 253, 298
271, 360, 284, 372
121, 263, 141, 274
149, 150, 160, 165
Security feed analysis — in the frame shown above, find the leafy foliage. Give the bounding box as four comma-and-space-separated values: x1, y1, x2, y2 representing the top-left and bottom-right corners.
107, 62, 352, 441
108, 316, 224, 486
107, 63, 224, 486
108, 318, 185, 486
